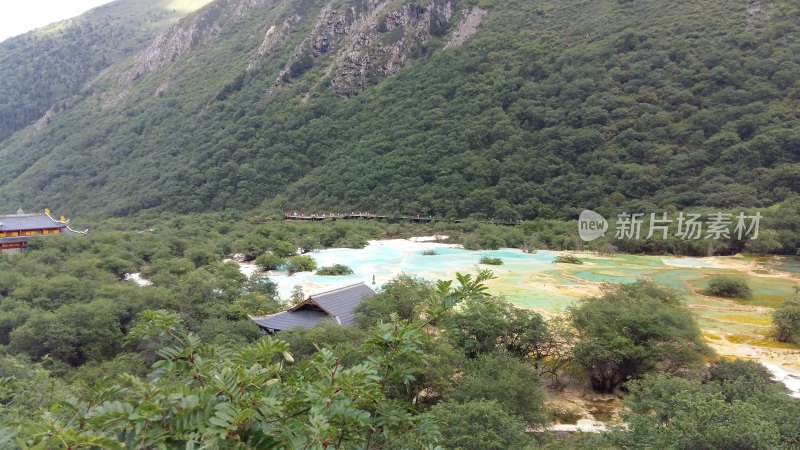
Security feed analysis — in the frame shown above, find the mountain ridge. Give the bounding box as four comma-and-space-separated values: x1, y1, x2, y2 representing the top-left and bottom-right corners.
0, 0, 213, 144
0, 0, 798, 220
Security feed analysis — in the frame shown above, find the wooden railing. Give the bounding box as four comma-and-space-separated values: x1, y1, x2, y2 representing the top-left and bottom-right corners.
283, 212, 522, 226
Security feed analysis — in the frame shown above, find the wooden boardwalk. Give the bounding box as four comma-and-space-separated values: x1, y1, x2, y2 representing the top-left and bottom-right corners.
283, 212, 522, 226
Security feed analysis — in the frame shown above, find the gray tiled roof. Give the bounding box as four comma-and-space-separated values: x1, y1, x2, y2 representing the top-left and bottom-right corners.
0, 214, 64, 231
251, 309, 332, 331
251, 282, 375, 332
306, 283, 375, 326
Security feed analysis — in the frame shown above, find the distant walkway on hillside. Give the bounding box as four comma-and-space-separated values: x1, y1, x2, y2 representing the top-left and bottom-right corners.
283, 211, 522, 226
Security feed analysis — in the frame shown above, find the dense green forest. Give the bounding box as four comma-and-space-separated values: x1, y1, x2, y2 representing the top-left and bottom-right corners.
0, 0, 798, 220
0, 222, 797, 448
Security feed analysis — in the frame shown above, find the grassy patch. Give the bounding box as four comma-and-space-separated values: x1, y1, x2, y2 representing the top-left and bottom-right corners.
479, 256, 503, 265
550, 408, 582, 424
703, 332, 722, 341
725, 333, 800, 349
553, 255, 583, 265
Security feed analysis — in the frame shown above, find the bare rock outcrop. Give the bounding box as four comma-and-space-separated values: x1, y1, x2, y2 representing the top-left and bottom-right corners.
125, 0, 273, 81
262, 0, 470, 100
746, 0, 773, 29
324, 0, 466, 96
444, 6, 487, 49
248, 14, 303, 70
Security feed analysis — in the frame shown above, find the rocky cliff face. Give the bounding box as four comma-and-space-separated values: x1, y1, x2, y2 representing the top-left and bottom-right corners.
86, 0, 279, 107
445, 6, 486, 49
327, 1, 456, 97
247, 13, 302, 69
97, 0, 484, 104
128, 0, 273, 80
252, 0, 481, 99
26, 0, 490, 126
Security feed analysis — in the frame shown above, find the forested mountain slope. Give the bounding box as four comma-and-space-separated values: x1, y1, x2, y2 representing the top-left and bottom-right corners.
0, 0, 212, 144
0, 0, 798, 219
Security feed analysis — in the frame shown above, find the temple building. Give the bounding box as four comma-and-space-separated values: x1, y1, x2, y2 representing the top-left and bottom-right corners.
0, 209, 86, 251
250, 283, 375, 333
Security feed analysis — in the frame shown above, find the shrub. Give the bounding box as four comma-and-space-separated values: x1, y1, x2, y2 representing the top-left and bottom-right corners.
445, 352, 548, 426
288, 53, 313, 78
706, 359, 775, 385
185, 247, 217, 268
444, 298, 548, 360
553, 255, 583, 264
255, 252, 283, 271
268, 240, 298, 258
316, 264, 354, 276
612, 374, 784, 450
570, 282, 710, 392
704, 276, 752, 299
278, 321, 367, 362
428, 400, 533, 450
285, 256, 317, 274
421, 249, 438, 256
354, 275, 435, 327
479, 256, 503, 265
773, 294, 800, 343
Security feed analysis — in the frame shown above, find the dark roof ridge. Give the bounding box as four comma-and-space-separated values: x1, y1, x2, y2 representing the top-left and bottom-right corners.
288, 298, 337, 317
0, 213, 42, 218
309, 282, 368, 298
248, 311, 286, 321
287, 282, 373, 318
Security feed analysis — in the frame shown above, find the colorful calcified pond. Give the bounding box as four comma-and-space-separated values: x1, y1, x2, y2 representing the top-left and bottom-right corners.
267, 240, 797, 332
261, 239, 800, 391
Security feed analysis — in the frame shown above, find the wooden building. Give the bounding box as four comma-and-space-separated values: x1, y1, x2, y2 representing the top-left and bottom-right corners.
0, 209, 86, 251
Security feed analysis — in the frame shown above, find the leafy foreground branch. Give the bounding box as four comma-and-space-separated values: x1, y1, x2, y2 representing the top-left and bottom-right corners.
4, 272, 494, 449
